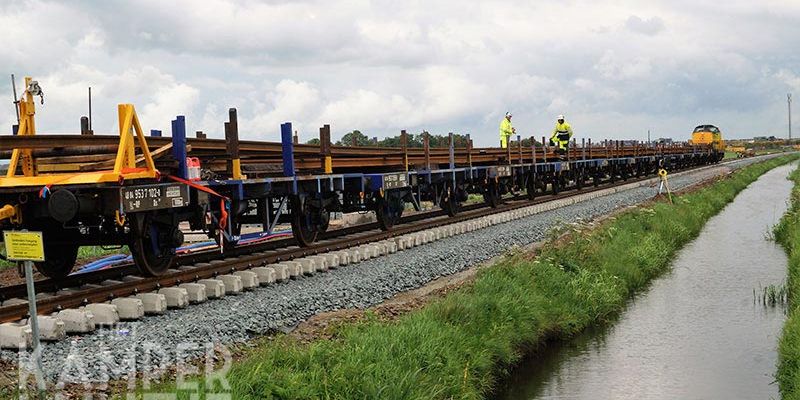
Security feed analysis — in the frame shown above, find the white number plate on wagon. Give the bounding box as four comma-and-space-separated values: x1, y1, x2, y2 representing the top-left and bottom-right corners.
120, 183, 190, 212
383, 173, 409, 190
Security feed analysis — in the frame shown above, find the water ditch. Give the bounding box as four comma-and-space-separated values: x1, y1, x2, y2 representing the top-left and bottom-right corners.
499, 162, 797, 399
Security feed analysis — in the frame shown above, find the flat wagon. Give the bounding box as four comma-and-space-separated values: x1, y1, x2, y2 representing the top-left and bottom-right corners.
0, 78, 722, 279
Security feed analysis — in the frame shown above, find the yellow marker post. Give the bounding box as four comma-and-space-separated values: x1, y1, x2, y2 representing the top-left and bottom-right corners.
2, 230, 46, 393
658, 168, 673, 204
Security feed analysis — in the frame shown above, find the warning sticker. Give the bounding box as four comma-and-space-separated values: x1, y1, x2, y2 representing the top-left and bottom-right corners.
3, 231, 45, 262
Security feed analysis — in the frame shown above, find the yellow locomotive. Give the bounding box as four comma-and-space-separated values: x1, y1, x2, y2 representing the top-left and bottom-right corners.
691, 124, 725, 161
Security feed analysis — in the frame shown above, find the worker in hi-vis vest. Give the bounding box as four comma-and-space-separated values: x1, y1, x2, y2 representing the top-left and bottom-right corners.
549, 114, 573, 154
499, 112, 515, 148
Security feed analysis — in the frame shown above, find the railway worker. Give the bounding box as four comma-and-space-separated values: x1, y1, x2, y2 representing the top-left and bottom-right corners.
549, 114, 573, 155
500, 112, 515, 148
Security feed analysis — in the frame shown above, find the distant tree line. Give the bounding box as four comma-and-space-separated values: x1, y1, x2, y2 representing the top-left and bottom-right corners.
306, 130, 541, 148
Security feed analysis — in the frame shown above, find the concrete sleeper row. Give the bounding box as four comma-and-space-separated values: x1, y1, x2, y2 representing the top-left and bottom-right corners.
0, 168, 708, 349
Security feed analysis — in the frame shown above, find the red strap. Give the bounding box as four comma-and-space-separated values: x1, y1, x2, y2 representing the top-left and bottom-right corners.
166, 175, 230, 201
165, 175, 230, 230
219, 198, 228, 229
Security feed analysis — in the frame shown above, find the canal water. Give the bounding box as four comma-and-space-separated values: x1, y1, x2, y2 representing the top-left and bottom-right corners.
500, 163, 797, 400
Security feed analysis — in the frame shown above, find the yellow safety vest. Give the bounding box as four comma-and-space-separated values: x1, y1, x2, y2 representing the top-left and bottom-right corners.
500, 118, 514, 148
551, 122, 573, 143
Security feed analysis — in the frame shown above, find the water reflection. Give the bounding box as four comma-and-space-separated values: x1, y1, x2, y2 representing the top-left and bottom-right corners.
500, 163, 796, 400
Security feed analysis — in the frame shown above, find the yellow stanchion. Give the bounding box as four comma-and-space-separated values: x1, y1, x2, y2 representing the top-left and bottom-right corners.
658, 168, 673, 204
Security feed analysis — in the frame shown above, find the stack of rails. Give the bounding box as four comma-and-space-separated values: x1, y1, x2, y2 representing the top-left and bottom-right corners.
0, 100, 722, 281
0, 132, 702, 177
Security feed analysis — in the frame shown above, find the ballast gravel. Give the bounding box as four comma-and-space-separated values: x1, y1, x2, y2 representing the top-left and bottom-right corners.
1, 156, 778, 382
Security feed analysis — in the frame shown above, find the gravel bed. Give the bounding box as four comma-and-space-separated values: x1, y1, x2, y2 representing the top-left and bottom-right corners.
1, 156, 778, 383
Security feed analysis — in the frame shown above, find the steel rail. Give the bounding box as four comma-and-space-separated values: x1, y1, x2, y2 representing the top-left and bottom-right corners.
0, 203, 464, 301
0, 167, 685, 323
0, 134, 700, 160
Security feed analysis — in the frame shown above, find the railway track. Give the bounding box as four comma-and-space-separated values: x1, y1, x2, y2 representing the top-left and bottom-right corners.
0, 161, 724, 325
0, 203, 469, 301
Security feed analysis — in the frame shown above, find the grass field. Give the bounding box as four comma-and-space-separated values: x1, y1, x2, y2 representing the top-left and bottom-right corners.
773, 164, 800, 399
725, 149, 790, 160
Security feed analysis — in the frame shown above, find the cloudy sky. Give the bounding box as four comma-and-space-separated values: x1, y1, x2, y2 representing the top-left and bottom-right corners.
1, 0, 798, 146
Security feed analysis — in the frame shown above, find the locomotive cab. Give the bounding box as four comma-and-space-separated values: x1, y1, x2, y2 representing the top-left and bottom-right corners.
691, 124, 725, 161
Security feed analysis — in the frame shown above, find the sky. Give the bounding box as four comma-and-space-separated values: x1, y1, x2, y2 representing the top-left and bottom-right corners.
1, 0, 799, 147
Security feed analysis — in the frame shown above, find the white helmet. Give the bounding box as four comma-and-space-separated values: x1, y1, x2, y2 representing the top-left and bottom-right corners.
505, 112, 512, 118
557, 114, 565, 120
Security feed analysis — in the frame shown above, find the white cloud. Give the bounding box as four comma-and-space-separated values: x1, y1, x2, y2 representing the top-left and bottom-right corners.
77, 30, 105, 49
320, 89, 415, 132
624, 15, 665, 36
246, 80, 323, 140
139, 83, 199, 134
0, 0, 798, 146
594, 50, 653, 81
776, 70, 800, 93
15, 64, 201, 135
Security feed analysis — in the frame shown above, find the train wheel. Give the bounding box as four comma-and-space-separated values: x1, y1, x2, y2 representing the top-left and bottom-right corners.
441, 185, 461, 217
290, 195, 322, 246
318, 209, 331, 233
34, 243, 79, 279
376, 192, 405, 230
551, 174, 560, 195
483, 180, 500, 208
129, 212, 179, 276
576, 171, 584, 190
537, 179, 548, 193
526, 174, 537, 200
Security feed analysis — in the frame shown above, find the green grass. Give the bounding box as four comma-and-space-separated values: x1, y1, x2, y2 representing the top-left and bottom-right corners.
120, 155, 797, 399
466, 193, 484, 204
773, 164, 800, 399
725, 149, 788, 160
